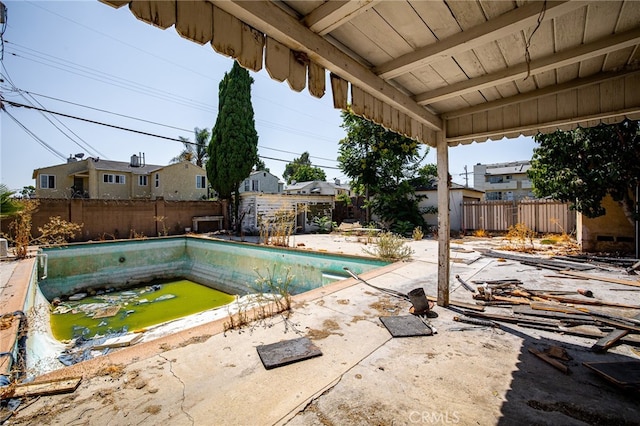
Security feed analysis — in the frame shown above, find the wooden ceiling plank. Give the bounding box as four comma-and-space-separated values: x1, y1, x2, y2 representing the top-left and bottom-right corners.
175, 0, 213, 45
308, 61, 326, 98
375, 1, 587, 80
212, 6, 242, 58
129, 0, 175, 29
374, 1, 436, 49
217, 0, 442, 131
624, 73, 640, 109
303, 0, 381, 36
577, 85, 601, 117
599, 77, 625, 112
415, 27, 640, 105
603, 47, 635, 71
238, 24, 264, 72
264, 37, 290, 82
444, 69, 640, 119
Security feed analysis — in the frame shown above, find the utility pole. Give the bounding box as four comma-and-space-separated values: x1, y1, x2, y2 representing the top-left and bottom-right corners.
458, 165, 471, 187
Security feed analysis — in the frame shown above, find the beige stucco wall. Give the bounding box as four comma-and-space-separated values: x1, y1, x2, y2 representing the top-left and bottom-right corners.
157, 162, 207, 201
577, 194, 635, 252
34, 161, 87, 198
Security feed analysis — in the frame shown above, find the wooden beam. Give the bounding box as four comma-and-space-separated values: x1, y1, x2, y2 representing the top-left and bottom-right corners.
415, 27, 640, 106
375, 1, 586, 80
215, 0, 442, 132
436, 131, 450, 307
303, 0, 381, 36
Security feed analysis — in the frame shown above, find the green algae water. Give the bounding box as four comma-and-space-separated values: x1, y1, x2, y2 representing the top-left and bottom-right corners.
50, 279, 235, 341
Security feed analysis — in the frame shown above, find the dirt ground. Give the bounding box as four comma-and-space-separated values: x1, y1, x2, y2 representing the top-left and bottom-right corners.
1, 234, 639, 425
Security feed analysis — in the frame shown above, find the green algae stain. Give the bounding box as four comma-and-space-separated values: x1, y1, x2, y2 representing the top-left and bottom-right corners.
50, 279, 235, 341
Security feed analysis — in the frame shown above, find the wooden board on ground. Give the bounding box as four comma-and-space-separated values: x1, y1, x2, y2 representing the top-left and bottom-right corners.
93, 333, 143, 350
2, 377, 81, 399
592, 312, 640, 352
559, 271, 640, 288
425, 295, 484, 311
583, 361, 640, 390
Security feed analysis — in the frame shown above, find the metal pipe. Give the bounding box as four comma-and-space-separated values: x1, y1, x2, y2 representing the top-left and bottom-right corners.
37, 252, 48, 279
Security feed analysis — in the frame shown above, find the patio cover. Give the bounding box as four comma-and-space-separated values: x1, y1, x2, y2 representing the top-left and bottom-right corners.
100, 0, 640, 306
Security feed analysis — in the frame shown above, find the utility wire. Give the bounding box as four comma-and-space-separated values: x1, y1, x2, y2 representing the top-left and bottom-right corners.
1, 62, 105, 158
2, 108, 66, 160
3, 100, 342, 170
20, 89, 340, 164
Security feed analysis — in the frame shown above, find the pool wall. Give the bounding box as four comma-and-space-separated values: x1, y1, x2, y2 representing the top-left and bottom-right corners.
39, 236, 389, 299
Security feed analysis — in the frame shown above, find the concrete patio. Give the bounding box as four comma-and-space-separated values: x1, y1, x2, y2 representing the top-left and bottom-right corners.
1, 234, 639, 425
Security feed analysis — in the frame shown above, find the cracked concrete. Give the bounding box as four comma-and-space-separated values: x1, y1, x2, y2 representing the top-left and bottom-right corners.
3, 235, 640, 425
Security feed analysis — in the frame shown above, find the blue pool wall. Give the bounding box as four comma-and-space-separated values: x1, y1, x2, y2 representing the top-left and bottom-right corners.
38, 236, 389, 299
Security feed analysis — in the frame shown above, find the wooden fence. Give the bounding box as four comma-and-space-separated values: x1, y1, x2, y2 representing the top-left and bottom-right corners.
462, 199, 576, 233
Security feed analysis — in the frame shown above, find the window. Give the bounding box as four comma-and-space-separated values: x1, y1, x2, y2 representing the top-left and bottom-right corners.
488, 176, 503, 184
138, 175, 148, 186
155, 173, 160, 188
103, 174, 126, 184
40, 174, 55, 189
244, 180, 250, 191
196, 175, 206, 189
251, 180, 260, 192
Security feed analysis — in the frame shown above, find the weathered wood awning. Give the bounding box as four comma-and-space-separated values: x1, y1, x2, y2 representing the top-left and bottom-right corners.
99, 0, 640, 306
100, 0, 640, 147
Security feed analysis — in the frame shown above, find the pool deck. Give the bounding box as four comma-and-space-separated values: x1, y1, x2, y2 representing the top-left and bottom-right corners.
2, 235, 640, 425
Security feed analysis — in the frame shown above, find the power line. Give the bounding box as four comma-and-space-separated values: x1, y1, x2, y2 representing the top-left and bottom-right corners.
3, 100, 186, 143
19, 89, 340, 164
2, 108, 66, 160
2, 100, 343, 170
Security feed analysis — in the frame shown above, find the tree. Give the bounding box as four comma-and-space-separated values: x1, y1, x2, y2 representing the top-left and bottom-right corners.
338, 109, 433, 230
254, 158, 270, 173
282, 152, 326, 184
528, 119, 640, 227
1, 184, 23, 218
171, 127, 211, 168
206, 61, 259, 230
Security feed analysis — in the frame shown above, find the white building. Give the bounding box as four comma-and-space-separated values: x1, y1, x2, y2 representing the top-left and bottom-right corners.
473, 161, 534, 201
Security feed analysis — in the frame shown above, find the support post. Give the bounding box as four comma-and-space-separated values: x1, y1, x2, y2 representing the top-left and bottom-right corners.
436, 131, 450, 307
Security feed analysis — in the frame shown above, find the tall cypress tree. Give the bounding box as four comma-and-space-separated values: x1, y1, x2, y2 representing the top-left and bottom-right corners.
207, 61, 259, 231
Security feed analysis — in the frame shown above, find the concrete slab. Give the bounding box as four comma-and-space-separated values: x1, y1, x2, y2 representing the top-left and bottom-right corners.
3, 235, 640, 425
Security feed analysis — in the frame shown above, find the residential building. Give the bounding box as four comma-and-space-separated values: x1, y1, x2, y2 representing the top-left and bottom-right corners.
32, 154, 208, 201
473, 161, 534, 201
238, 170, 284, 194
284, 179, 351, 197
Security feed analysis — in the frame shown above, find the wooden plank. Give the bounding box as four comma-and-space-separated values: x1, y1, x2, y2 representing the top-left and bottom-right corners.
592, 329, 629, 353
287, 50, 307, 92
425, 295, 481, 312
351, 85, 365, 116
559, 270, 640, 288
528, 347, 570, 374
5, 377, 82, 399
238, 24, 264, 72
308, 61, 325, 98
175, 0, 213, 45
129, 0, 175, 29
212, 6, 242, 58
436, 131, 450, 307
264, 37, 289, 82
330, 73, 348, 109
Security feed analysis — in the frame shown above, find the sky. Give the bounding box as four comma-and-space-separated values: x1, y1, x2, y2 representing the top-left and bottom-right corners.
0, 0, 539, 193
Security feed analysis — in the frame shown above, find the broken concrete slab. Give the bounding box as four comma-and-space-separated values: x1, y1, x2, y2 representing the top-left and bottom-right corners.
256, 337, 322, 370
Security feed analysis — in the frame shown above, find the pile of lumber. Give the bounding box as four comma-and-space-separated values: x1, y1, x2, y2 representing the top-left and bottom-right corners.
452, 277, 640, 352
